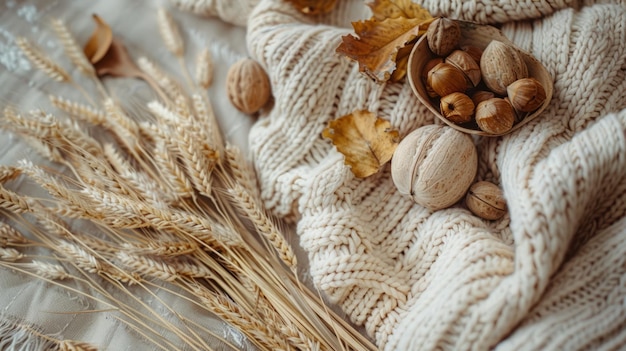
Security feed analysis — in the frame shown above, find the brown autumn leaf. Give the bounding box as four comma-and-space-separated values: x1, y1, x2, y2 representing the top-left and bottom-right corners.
336, 1, 433, 83
285, 0, 338, 15
84, 14, 113, 64
83, 15, 144, 79
322, 110, 399, 178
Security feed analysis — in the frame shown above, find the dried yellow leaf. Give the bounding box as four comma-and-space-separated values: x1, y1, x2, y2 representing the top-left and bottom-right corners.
368, 0, 433, 21
322, 110, 399, 178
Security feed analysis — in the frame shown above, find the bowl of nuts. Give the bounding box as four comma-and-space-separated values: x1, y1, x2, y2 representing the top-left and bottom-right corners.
408, 18, 553, 136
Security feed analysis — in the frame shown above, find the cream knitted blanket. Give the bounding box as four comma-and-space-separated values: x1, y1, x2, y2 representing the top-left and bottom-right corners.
174, 0, 626, 349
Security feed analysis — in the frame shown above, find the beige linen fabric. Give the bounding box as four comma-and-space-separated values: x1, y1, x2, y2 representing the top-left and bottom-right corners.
177, 0, 626, 349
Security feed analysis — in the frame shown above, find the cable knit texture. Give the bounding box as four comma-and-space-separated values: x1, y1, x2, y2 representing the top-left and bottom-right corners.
177, 0, 626, 349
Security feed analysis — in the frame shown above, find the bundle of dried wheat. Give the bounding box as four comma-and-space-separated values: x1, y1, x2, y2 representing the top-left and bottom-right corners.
0, 8, 375, 351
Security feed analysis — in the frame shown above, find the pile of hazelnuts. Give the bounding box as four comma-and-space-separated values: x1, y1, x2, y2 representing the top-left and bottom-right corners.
421, 18, 547, 135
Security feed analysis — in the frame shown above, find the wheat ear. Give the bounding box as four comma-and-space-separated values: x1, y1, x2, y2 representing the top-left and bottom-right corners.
30, 260, 72, 280
123, 241, 197, 257
191, 93, 223, 156
0, 166, 20, 183
0, 184, 34, 214
194, 287, 291, 351
117, 252, 179, 282
152, 140, 194, 199
58, 340, 99, 351
50, 19, 95, 76
0, 247, 23, 261
15, 37, 70, 82
148, 101, 217, 196
157, 8, 183, 57
137, 57, 184, 101
103, 99, 141, 152
49, 95, 106, 125
195, 48, 213, 89
230, 184, 297, 269
224, 144, 260, 201
103, 143, 169, 205
22, 136, 65, 163
57, 241, 104, 274
0, 222, 28, 246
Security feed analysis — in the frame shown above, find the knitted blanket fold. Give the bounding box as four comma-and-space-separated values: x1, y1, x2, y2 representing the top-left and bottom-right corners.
175, 0, 626, 349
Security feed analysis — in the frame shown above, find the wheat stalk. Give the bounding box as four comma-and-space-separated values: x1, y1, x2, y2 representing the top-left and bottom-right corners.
16, 37, 70, 82
50, 19, 95, 76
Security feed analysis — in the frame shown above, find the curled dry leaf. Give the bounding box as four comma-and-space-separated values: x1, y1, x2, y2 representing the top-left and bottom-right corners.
83, 14, 167, 99
336, 0, 432, 83
285, 0, 338, 15
83, 15, 146, 80
322, 110, 399, 178
83, 14, 113, 65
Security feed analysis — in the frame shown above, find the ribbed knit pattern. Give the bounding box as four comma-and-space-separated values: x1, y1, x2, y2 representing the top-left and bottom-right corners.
177, 0, 626, 349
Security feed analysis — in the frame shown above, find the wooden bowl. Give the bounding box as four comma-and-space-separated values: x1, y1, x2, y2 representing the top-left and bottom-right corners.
407, 20, 553, 137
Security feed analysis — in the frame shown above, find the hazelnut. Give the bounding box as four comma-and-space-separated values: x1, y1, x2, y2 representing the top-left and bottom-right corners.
391, 125, 478, 211
422, 57, 444, 98
475, 98, 515, 134
427, 62, 469, 97
226, 58, 271, 114
440, 92, 474, 124
465, 181, 507, 220
507, 77, 546, 112
426, 17, 461, 56
446, 50, 481, 87
461, 45, 483, 64
471, 90, 495, 106
480, 40, 528, 95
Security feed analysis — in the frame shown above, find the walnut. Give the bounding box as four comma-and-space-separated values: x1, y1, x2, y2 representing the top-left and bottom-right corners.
226, 58, 271, 114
